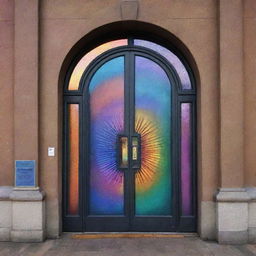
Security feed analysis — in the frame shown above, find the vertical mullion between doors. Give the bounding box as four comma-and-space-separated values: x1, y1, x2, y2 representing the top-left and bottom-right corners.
129, 52, 136, 223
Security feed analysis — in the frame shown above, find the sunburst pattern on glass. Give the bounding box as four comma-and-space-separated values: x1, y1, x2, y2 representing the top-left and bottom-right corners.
135, 114, 161, 190
135, 56, 172, 215
89, 57, 125, 215
93, 116, 123, 185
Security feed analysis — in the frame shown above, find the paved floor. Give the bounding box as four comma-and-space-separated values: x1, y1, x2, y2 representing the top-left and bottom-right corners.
0, 234, 256, 256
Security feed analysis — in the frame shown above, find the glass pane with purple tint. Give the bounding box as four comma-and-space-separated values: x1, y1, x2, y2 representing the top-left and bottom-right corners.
134, 39, 192, 89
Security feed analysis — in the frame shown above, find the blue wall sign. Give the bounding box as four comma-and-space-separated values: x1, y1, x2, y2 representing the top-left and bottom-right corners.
15, 160, 36, 187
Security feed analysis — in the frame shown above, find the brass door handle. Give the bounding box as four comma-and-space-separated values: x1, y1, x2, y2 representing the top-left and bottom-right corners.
132, 146, 138, 160
118, 135, 128, 169
117, 134, 141, 170
131, 134, 141, 169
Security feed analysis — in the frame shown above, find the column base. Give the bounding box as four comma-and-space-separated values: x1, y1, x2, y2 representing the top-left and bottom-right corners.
249, 228, 256, 243
10, 189, 46, 242
0, 228, 11, 241
218, 231, 248, 244
247, 188, 256, 243
199, 201, 216, 240
0, 186, 13, 242
216, 188, 250, 244
11, 230, 45, 242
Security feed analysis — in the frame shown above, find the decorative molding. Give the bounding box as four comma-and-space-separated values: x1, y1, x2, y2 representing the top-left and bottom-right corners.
120, 0, 139, 20
10, 189, 45, 201
0, 186, 13, 200
216, 188, 250, 202
216, 187, 256, 244
246, 187, 256, 201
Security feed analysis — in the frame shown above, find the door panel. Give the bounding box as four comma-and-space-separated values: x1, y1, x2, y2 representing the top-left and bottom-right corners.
134, 56, 172, 216
89, 57, 125, 215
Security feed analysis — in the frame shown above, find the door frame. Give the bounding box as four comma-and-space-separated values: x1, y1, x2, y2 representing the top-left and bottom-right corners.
63, 40, 197, 232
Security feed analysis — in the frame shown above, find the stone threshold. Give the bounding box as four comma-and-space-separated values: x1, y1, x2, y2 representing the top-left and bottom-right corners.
71, 232, 198, 239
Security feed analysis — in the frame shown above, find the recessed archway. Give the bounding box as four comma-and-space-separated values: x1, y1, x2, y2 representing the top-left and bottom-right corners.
59, 21, 199, 233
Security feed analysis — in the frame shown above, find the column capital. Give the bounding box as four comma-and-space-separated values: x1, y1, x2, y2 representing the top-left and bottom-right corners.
216, 188, 250, 202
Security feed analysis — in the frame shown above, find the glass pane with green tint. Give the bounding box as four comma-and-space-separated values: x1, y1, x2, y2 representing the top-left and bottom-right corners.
135, 56, 172, 215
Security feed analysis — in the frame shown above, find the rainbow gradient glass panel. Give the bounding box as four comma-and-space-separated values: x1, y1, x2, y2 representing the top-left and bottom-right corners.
135, 56, 171, 215
68, 39, 127, 90
68, 104, 79, 215
89, 57, 125, 215
134, 39, 191, 89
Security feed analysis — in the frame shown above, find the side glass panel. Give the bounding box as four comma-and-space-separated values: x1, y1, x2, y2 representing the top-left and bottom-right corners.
134, 40, 192, 90
181, 103, 192, 216
68, 104, 79, 215
135, 56, 172, 215
68, 39, 127, 90
89, 57, 125, 215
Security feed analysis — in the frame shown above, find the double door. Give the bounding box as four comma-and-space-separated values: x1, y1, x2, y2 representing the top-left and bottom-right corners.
63, 48, 195, 232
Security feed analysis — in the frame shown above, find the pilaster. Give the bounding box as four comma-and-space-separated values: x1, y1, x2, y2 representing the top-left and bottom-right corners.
14, 0, 39, 165
12, 0, 45, 242
217, 0, 246, 244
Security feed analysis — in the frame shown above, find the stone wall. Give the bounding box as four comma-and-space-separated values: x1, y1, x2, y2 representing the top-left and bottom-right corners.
0, 0, 255, 244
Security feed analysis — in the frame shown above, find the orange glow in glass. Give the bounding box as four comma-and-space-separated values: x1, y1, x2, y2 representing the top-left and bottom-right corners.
68, 104, 79, 215
68, 39, 127, 90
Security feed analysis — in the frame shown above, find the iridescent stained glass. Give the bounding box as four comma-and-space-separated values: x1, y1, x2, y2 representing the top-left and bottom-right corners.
181, 103, 192, 215
89, 57, 125, 215
68, 39, 127, 90
135, 56, 171, 215
65, 38, 195, 230
134, 39, 192, 89
68, 104, 79, 215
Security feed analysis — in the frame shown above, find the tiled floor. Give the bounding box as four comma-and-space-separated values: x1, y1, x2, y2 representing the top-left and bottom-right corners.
0, 234, 255, 256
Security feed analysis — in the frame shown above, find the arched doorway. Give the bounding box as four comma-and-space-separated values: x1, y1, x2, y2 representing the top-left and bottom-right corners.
63, 38, 196, 232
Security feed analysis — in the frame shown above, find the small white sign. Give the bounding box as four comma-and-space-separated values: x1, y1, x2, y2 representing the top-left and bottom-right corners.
48, 147, 55, 157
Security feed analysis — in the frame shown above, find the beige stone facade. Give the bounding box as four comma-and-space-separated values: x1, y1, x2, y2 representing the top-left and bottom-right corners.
0, 0, 256, 244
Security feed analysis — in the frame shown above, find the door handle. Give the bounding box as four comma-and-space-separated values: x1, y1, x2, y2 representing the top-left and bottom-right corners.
118, 135, 128, 169
117, 134, 141, 170
131, 134, 141, 170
